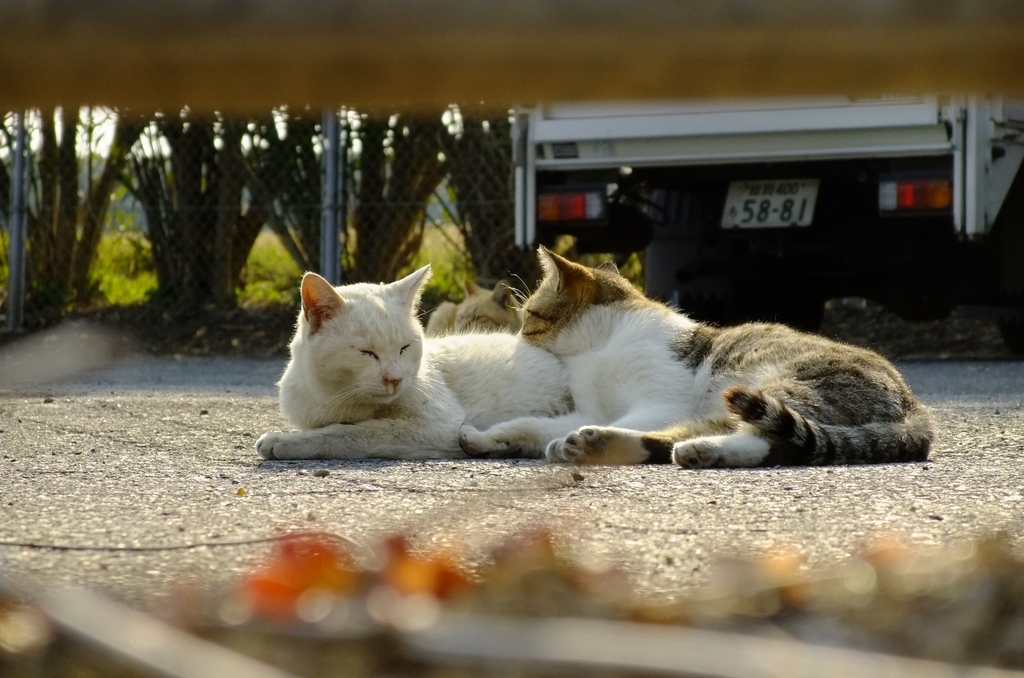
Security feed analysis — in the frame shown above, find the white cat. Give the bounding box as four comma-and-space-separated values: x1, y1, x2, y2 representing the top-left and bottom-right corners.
425, 279, 523, 336
255, 266, 572, 460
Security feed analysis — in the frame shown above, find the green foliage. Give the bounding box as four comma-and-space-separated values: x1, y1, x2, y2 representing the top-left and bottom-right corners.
565, 236, 646, 292
80, 227, 303, 310
618, 251, 645, 291
237, 230, 302, 307
406, 222, 474, 310
88, 230, 158, 306
234, 223, 473, 313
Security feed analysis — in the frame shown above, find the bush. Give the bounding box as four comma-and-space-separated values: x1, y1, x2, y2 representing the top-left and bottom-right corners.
238, 230, 303, 307
89, 230, 158, 306
405, 222, 474, 311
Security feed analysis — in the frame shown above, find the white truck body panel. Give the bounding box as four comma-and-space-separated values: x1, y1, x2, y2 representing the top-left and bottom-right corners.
515, 96, 1024, 247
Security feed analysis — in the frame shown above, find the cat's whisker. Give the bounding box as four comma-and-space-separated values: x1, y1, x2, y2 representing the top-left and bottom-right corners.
307, 385, 367, 420
411, 374, 448, 409
508, 274, 532, 301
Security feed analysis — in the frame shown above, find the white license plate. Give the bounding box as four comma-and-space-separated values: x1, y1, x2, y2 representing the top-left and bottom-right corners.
721, 179, 819, 228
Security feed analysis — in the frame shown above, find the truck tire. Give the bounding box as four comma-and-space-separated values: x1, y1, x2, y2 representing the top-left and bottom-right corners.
998, 317, 1024, 355
726, 295, 826, 332
767, 298, 826, 333
679, 295, 825, 331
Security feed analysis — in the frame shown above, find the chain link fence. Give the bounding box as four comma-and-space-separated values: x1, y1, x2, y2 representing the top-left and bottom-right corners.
344, 105, 539, 310
0, 106, 536, 334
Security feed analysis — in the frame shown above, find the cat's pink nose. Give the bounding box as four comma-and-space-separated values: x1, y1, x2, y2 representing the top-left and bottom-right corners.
384, 376, 402, 394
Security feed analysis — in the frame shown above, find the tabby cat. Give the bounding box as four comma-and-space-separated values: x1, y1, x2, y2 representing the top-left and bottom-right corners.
460, 248, 934, 468
425, 279, 522, 336
255, 267, 571, 460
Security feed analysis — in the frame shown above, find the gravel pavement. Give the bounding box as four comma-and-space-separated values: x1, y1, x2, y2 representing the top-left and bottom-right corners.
1, 355, 1023, 610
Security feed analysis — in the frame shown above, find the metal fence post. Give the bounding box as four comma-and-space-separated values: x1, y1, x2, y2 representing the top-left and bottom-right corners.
5, 112, 27, 334
337, 111, 347, 284
320, 108, 341, 285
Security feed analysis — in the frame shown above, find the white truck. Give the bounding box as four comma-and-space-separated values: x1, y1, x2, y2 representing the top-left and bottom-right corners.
511, 97, 1024, 352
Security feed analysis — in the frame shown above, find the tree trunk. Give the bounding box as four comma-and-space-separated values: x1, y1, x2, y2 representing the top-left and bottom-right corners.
70, 113, 144, 303
127, 149, 175, 298
230, 207, 268, 286
212, 120, 245, 306
53, 107, 80, 296
444, 113, 540, 290
125, 114, 283, 311
351, 116, 386, 282
0, 144, 9, 223
30, 110, 59, 295
276, 115, 322, 271
166, 117, 217, 306
350, 113, 447, 283
241, 113, 321, 276
246, 163, 312, 272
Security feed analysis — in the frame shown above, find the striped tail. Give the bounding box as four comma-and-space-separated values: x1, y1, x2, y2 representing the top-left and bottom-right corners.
723, 386, 934, 466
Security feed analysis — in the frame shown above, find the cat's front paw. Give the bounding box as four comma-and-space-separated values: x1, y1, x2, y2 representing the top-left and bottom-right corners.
672, 437, 721, 469
458, 425, 511, 458
545, 427, 607, 464
255, 431, 306, 460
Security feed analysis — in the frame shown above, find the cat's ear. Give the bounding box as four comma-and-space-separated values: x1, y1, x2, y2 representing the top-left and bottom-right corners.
301, 272, 344, 333
596, 260, 620, 276
537, 245, 559, 278
491, 281, 515, 309
463, 279, 480, 297
390, 265, 432, 309
537, 246, 586, 292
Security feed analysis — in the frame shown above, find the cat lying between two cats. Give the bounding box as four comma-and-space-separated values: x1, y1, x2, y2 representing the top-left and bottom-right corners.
256, 249, 934, 467
424, 279, 522, 336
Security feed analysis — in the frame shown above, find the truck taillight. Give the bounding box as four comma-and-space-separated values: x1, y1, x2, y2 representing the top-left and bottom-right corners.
879, 179, 952, 213
538, 190, 605, 222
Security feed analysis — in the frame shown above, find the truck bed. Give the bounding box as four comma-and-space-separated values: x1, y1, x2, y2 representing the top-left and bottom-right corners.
530, 97, 952, 169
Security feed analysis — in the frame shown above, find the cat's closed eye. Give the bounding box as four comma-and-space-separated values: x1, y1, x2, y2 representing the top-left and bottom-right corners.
361, 350, 379, 360
400, 344, 411, 354
526, 309, 553, 322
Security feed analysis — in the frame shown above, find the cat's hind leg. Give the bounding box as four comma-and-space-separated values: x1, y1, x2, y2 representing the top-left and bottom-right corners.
672, 432, 771, 469
549, 419, 735, 465
547, 426, 655, 465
